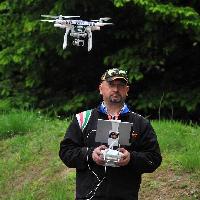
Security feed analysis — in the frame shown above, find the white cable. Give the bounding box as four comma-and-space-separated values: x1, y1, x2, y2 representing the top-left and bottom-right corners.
86, 161, 106, 199
86, 177, 106, 200
85, 145, 106, 199
87, 162, 100, 182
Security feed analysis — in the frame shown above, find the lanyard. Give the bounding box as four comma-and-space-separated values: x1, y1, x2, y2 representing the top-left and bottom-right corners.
107, 113, 119, 120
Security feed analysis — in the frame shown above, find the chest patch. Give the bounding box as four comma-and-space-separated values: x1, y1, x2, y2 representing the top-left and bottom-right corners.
76, 110, 92, 131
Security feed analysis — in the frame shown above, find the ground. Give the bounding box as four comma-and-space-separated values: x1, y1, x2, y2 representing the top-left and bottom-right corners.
139, 167, 200, 200
65, 166, 200, 200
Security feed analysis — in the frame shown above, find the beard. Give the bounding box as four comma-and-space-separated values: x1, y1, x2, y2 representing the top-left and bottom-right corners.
109, 93, 125, 104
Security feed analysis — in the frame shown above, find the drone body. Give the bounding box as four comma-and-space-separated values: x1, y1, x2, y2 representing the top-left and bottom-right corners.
41, 15, 113, 51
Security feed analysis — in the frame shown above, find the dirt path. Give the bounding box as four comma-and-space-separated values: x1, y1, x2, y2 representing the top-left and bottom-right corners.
139, 167, 200, 200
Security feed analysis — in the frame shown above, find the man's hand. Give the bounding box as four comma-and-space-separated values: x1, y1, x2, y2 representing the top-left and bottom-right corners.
117, 148, 130, 166
92, 145, 107, 166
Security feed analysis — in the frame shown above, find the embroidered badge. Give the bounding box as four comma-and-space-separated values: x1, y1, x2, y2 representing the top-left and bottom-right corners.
76, 110, 92, 131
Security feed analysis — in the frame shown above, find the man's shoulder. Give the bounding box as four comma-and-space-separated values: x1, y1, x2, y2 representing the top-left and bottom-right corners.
129, 111, 143, 118
129, 111, 149, 123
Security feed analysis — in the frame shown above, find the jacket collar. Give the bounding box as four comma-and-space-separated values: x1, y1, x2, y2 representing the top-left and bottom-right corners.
98, 101, 130, 115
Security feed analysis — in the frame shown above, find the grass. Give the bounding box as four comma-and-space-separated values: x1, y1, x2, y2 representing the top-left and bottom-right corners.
0, 110, 43, 139
152, 120, 200, 171
0, 110, 69, 200
0, 111, 199, 199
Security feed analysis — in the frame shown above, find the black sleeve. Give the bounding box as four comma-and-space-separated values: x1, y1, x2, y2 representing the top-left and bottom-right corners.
59, 116, 94, 170
128, 118, 162, 173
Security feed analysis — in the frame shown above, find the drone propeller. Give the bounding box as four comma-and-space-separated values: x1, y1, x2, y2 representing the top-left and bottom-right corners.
41, 15, 59, 19
91, 17, 112, 24
95, 22, 114, 26
41, 15, 80, 19
62, 15, 80, 18
91, 17, 111, 22
104, 22, 114, 25
41, 19, 56, 22
99, 17, 111, 21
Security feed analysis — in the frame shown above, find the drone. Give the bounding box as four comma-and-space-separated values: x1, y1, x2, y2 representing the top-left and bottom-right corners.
41, 15, 113, 51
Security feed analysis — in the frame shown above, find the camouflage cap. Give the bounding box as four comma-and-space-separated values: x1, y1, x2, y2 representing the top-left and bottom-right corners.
101, 68, 128, 83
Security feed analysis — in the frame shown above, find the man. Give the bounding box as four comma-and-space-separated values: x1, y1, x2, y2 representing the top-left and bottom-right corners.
59, 68, 162, 200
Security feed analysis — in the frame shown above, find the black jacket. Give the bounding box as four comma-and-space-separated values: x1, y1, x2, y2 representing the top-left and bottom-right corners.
59, 107, 162, 200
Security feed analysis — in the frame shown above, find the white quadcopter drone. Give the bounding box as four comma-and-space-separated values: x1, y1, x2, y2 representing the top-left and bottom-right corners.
41, 15, 113, 51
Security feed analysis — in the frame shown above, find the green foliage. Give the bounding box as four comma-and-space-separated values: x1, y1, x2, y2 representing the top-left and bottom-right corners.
0, 0, 112, 112
131, 87, 200, 120
0, 0, 199, 121
114, 0, 200, 27
110, 0, 200, 121
62, 92, 99, 113
111, 0, 200, 69
0, 0, 52, 102
104, 48, 144, 81
0, 99, 11, 112
0, 110, 44, 139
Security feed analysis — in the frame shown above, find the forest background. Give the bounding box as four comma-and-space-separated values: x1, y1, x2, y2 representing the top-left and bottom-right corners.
0, 0, 200, 122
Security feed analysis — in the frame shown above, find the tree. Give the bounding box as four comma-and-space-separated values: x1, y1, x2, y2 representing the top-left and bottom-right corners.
108, 0, 200, 121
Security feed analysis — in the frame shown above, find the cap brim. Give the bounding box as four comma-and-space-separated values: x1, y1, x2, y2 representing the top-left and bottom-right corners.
106, 76, 128, 83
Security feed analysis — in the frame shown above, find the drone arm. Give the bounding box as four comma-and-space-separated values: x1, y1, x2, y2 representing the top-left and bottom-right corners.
86, 27, 92, 51
63, 27, 71, 49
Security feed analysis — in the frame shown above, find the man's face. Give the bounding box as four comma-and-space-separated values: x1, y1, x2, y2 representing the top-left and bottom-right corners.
99, 79, 129, 104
